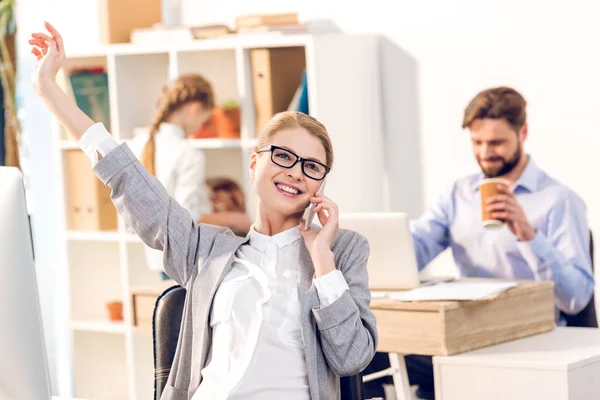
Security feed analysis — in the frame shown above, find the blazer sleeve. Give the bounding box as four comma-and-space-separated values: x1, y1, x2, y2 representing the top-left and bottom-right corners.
93, 141, 225, 286
311, 231, 378, 376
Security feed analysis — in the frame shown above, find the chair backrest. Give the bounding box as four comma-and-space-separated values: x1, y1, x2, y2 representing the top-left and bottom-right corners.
152, 285, 365, 400
153, 285, 186, 400
561, 231, 598, 328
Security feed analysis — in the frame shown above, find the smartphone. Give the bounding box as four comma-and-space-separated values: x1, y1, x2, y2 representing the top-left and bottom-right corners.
303, 177, 327, 231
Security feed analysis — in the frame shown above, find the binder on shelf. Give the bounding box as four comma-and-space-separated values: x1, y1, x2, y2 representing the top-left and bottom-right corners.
64, 149, 118, 231
250, 47, 306, 134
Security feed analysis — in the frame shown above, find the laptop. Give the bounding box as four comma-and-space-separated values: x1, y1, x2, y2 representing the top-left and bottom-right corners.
338, 212, 421, 291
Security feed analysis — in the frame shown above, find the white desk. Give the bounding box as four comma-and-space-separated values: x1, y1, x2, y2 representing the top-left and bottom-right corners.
433, 327, 600, 400
52, 397, 87, 400
365, 279, 555, 400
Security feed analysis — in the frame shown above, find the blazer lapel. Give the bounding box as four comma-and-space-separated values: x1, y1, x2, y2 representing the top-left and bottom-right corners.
298, 242, 321, 400
188, 232, 247, 391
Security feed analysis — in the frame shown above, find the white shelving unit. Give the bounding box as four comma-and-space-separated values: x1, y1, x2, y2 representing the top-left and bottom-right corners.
52, 32, 386, 399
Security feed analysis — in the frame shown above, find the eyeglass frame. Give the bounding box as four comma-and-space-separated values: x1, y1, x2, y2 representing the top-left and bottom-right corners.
256, 145, 331, 181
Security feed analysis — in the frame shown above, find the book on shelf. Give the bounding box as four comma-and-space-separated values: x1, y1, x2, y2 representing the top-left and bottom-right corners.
235, 12, 298, 29
237, 23, 307, 34
287, 69, 309, 114
131, 24, 233, 43
57, 67, 111, 140
297, 69, 309, 114
69, 68, 111, 131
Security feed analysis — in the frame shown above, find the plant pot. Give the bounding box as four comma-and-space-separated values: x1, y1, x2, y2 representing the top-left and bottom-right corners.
106, 301, 124, 321
190, 107, 241, 139
219, 107, 241, 139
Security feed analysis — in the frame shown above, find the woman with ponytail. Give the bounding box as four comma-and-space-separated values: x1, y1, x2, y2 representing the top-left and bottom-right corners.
128, 73, 214, 273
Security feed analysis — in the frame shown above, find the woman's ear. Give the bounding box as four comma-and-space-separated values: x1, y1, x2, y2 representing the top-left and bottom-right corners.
249, 152, 257, 180
187, 102, 201, 114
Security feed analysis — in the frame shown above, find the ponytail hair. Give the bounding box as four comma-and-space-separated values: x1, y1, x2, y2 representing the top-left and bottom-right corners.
141, 74, 215, 175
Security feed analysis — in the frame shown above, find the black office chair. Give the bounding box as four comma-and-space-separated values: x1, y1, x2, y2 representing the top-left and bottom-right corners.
153, 285, 366, 400
560, 231, 598, 328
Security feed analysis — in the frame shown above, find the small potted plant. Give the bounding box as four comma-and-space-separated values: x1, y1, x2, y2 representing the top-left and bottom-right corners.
219, 99, 241, 139
106, 300, 124, 322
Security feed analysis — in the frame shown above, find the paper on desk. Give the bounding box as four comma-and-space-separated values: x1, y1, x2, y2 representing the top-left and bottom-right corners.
370, 291, 389, 299
389, 281, 518, 301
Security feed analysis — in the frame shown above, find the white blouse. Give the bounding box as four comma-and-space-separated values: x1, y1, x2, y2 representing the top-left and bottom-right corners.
194, 225, 349, 400
127, 123, 211, 271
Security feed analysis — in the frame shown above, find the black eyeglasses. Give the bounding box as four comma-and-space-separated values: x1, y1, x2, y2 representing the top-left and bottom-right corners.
257, 145, 330, 181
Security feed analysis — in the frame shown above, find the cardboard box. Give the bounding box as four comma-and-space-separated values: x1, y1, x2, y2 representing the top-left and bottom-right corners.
130, 285, 175, 330
64, 150, 118, 231
98, 0, 162, 44
250, 47, 306, 133
370, 279, 556, 356
131, 288, 162, 330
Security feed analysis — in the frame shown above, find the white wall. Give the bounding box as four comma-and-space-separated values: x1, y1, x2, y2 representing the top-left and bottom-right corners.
16, 0, 97, 395
43, 1, 600, 241
176, 0, 600, 269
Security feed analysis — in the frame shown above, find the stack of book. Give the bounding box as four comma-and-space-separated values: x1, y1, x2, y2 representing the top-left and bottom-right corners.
130, 24, 233, 43
235, 12, 306, 34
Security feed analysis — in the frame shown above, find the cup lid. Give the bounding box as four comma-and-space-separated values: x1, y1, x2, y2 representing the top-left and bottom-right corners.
479, 178, 509, 186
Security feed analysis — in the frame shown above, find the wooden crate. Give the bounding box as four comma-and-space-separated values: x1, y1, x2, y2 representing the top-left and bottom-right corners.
98, 0, 162, 44
130, 288, 162, 331
370, 279, 556, 356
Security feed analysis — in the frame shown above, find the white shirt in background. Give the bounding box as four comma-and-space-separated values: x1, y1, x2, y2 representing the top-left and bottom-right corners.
128, 123, 210, 271
80, 122, 211, 271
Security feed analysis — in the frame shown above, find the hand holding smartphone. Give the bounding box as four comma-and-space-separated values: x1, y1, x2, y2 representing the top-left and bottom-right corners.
302, 177, 327, 231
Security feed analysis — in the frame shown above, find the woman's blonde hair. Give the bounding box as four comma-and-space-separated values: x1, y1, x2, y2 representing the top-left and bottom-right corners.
141, 74, 215, 175
253, 111, 334, 168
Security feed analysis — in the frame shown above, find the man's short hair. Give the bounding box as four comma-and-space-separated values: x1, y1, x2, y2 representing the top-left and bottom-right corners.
462, 86, 527, 132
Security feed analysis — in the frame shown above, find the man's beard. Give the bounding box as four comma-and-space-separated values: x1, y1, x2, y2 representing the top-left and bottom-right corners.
478, 145, 522, 178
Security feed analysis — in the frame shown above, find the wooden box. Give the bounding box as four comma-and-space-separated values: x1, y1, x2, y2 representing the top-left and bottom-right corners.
130, 287, 165, 330
64, 150, 118, 231
370, 279, 556, 356
250, 47, 306, 133
98, 0, 162, 44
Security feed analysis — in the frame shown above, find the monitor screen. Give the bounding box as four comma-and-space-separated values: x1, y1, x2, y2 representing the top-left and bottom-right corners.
0, 167, 52, 399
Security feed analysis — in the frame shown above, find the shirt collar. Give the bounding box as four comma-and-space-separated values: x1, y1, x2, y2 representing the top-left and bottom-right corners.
247, 224, 302, 252
470, 155, 540, 193
513, 156, 541, 192
158, 122, 186, 139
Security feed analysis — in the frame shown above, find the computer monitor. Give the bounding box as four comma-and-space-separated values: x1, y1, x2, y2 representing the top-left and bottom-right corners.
338, 212, 421, 291
0, 167, 52, 399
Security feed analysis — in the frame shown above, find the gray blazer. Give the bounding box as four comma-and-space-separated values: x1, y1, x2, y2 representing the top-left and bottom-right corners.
93, 144, 378, 400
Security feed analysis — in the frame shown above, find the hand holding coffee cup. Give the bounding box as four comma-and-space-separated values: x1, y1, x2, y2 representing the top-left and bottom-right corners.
479, 178, 509, 228
479, 179, 537, 241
